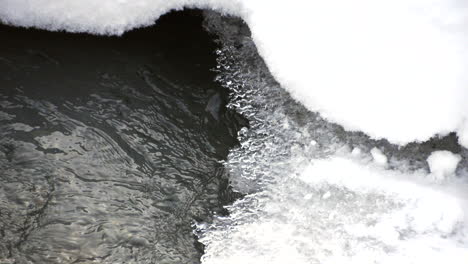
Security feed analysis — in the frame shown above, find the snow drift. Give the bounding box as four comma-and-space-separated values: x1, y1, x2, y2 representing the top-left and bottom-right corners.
1, 0, 467, 147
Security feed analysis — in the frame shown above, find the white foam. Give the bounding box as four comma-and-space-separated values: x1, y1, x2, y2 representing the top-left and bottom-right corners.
1, 0, 468, 146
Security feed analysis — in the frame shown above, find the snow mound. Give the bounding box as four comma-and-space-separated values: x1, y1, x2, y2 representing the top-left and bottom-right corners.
427, 150, 462, 181
1, 0, 467, 146
0, 0, 242, 34
241, 0, 468, 147
371, 147, 388, 166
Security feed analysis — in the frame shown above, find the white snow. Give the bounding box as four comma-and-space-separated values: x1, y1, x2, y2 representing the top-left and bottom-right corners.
200, 155, 468, 264
351, 147, 362, 156
427, 150, 462, 182
0, 0, 242, 34
370, 147, 388, 166
459, 121, 468, 149
243, 0, 468, 147
1, 0, 467, 147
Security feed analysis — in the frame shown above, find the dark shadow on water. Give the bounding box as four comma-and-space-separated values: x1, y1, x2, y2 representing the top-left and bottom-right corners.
0, 9, 245, 264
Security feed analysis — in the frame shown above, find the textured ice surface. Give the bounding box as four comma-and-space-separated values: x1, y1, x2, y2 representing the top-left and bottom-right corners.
197, 13, 468, 263
1, 0, 468, 146
201, 156, 468, 264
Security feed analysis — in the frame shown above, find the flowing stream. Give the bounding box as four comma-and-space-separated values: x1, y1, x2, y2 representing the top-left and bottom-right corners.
0, 10, 245, 264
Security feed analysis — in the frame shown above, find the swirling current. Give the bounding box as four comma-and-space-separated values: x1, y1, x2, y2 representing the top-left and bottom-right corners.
0, 10, 245, 264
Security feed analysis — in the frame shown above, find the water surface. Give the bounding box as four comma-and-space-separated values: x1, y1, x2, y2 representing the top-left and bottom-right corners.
0, 10, 244, 264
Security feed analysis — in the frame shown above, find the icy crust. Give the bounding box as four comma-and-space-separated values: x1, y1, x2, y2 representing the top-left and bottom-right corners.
197, 14, 468, 264
1, 0, 468, 146
200, 156, 468, 264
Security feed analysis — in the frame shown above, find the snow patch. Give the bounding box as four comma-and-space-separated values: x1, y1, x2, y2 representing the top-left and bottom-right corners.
371, 147, 388, 166
427, 150, 462, 182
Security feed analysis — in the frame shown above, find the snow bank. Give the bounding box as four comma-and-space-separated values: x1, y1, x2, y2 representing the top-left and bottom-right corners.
242, 0, 468, 147
1, 0, 467, 145
0, 0, 242, 34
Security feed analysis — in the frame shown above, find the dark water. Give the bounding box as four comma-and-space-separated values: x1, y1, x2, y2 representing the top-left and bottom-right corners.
0, 10, 245, 264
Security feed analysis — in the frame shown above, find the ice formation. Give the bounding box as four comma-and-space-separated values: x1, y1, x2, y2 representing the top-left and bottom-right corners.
200, 155, 468, 264
196, 12, 468, 262
1, 0, 467, 146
